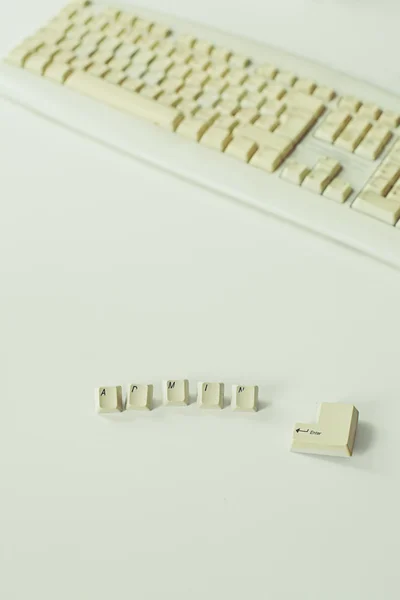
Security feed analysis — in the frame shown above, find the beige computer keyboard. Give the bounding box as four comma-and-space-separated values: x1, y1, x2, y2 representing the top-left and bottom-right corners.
2, 1, 400, 268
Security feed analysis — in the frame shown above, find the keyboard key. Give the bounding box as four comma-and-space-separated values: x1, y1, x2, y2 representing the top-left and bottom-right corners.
334, 117, 372, 152
194, 39, 213, 55
163, 380, 189, 406
142, 71, 165, 86
303, 169, 333, 194
122, 77, 145, 93
232, 385, 258, 412
355, 125, 392, 160
177, 117, 212, 141
353, 190, 400, 224
226, 137, 258, 162
243, 75, 267, 93
44, 62, 73, 83
87, 62, 109, 78
133, 49, 156, 66
24, 52, 53, 75
241, 92, 266, 109
374, 162, 400, 188
96, 386, 123, 413
197, 382, 224, 409
260, 99, 286, 117
126, 384, 153, 411
255, 63, 277, 79
291, 403, 359, 457
106, 56, 131, 71
155, 39, 175, 56
151, 24, 172, 39
263, 83, 286, 100
255, 115, 279, 131
275, 70, 297, 86
211, 46, 231, 62
178, 100, 200, 116
207, 63, 230, 78
364, 177, 392, 196
214, 115, 240, 132
222, 85, 247, 102
217, 99, 240, 115
357, 103, 382, 120
6, 40, 42, 66
314, 109, 351, 143
157, 92, 181, 107
179, 85, 202, 101
69, 57, 93, 70
378, 110, 400, 129
389, 184, 400, 203
140, 85, 164, 100
275, 115, 313, 144
104, 70, 127, 85
388, 141, 400, 164
175, 34, 196, 49
66, 71, 184, 130
284, 91, 325, 119
54, 50, 75, 64
303, 158, 341, 194
251, 145, 288, 173
315, 156, 342, 176
235, 108, 260, 124
338, 95, 362, 112
87, 15, 109, 31
281, 160, 311, 185
201, 126, 232, 150
162, 77, 185, 94
323, 178, 353, 203
236, 125, 292, 151
91, 49, 114, 64
293, 78, 316, 94
225, 69, 248, 86
185, 71, 210, 87
229, 53, 251, 69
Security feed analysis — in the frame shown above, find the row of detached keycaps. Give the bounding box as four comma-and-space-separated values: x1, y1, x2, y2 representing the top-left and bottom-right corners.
97, 382, 360, 458
96, 380, 258, 413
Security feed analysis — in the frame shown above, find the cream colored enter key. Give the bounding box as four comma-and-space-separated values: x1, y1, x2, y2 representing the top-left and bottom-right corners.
291, 403, 359, 458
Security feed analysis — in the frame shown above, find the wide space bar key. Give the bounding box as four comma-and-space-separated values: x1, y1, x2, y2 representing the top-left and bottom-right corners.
65, 71, 183, 131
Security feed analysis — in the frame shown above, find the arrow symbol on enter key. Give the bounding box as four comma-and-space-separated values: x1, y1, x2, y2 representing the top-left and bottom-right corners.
296, 428, 310, 433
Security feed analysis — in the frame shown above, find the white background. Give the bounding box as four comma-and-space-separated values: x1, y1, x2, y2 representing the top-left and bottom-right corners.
1, 1, 400, 599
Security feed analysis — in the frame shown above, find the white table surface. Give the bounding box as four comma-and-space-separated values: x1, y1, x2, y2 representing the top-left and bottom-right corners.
1, 1, 400, 599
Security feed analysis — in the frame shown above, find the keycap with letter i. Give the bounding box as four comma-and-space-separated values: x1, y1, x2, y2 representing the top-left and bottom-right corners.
197, 382, 224, 409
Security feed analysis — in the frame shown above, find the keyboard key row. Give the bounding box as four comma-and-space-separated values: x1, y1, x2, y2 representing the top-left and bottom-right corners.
96, 384, 359, 458
96, 381, 259, 413
314, 109, 393, 159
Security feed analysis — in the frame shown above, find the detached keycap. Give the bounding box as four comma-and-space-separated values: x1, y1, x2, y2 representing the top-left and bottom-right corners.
96, 386, 123, 413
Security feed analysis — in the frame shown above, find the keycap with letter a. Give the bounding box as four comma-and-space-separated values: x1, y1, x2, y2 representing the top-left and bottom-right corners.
96, 386, 123, 413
